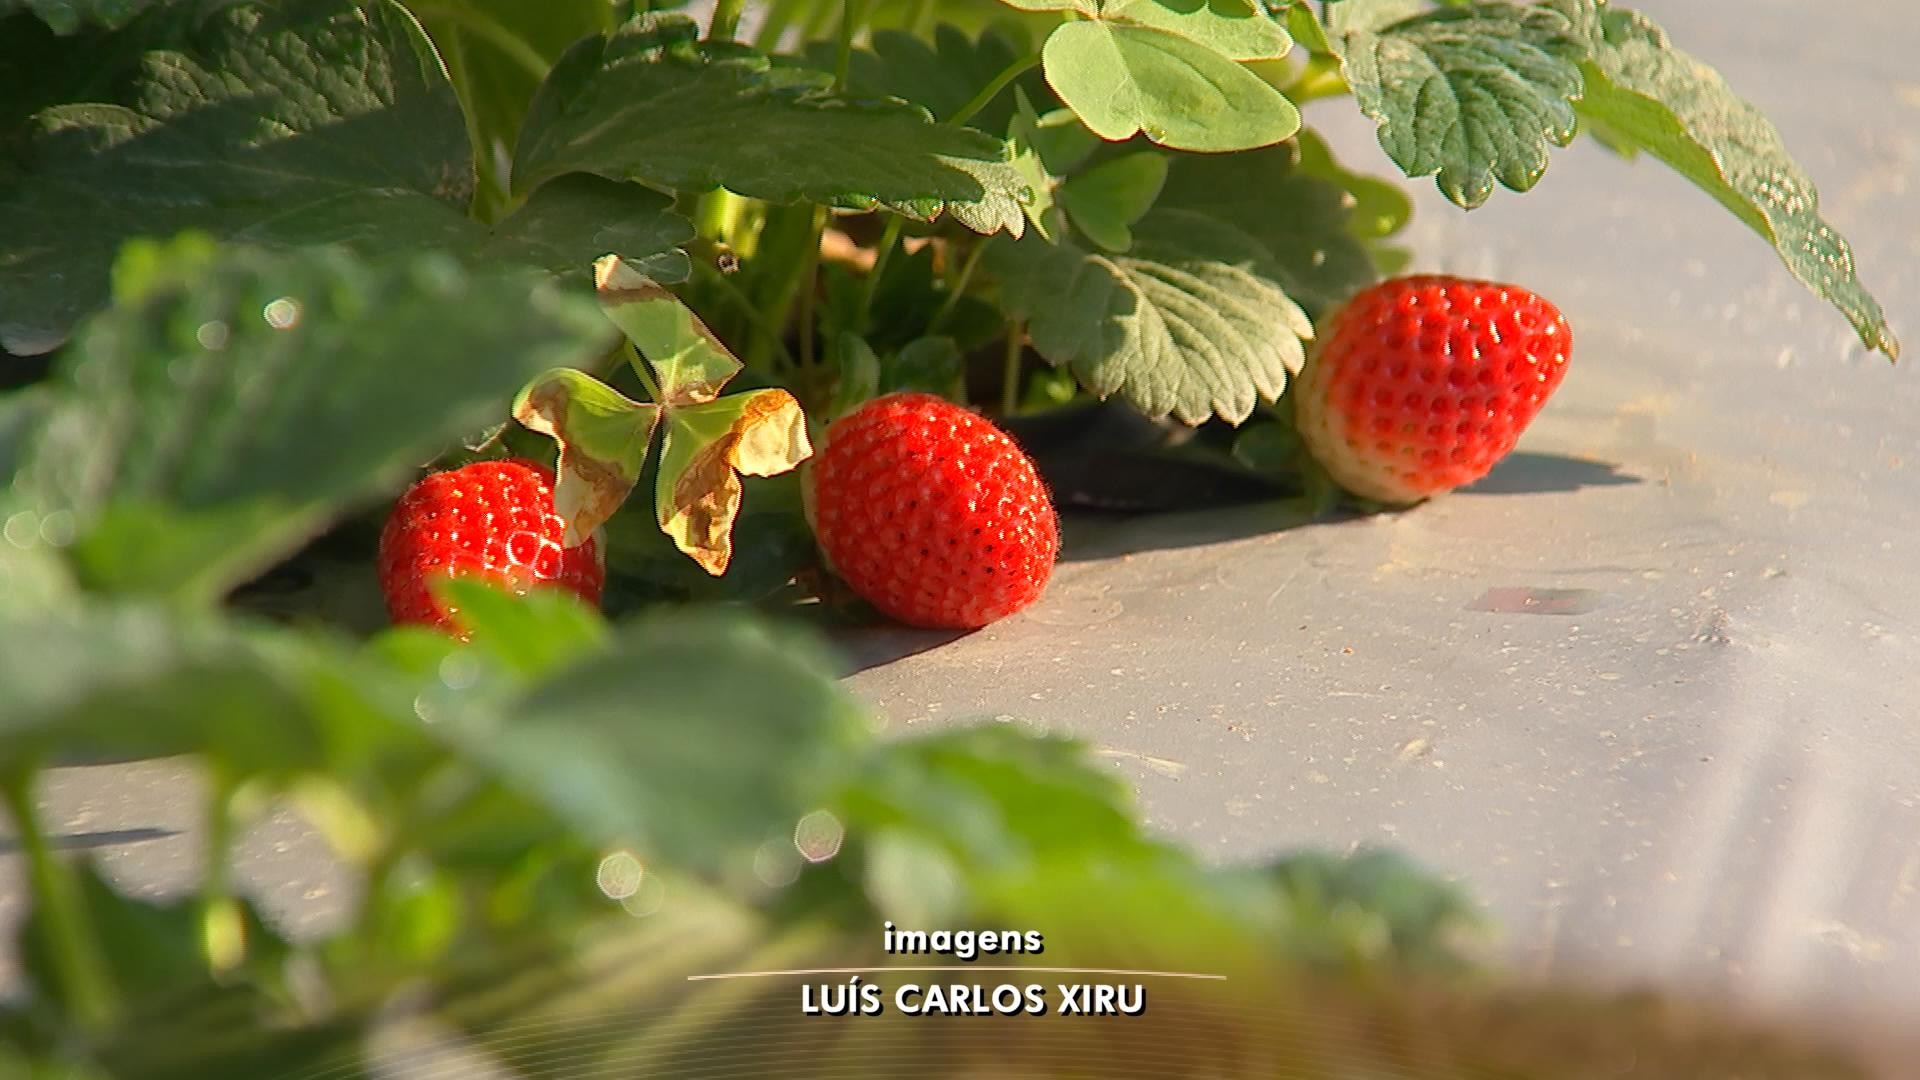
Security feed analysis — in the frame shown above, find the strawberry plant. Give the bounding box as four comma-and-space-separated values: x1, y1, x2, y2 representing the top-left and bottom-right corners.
0, 0, 1900, 1075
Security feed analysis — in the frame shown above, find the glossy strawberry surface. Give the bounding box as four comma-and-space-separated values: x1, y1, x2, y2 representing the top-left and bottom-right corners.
808, 393, 1059, 629
1295, 275, 1573, 504
377, 458, 603, 633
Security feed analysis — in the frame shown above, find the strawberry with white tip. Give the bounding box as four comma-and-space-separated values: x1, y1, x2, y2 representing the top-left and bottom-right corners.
1294, 275, 1574, 504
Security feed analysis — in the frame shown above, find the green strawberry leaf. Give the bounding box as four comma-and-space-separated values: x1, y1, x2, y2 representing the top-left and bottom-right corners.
940, 157, 1037, 239
1154, 134, 1386, 314
595, 255, 744, 407
1330, 0, 1588, 208
237, 170, 695, 289
1264, 848, 1485, 971
989, 210, 1314, 425
1006, 88, 1065, 240
1020, 96, 1101, 176
1291, 128, 1416, 279
1293, 127, 1414, 242
511, 369, 660, 548
1100, 0, 1293, 61
5, 237, 615, 602
477, 174, 693, 287
0, 522, 73, 618
1060, 150, 1169, 252
18, 859, 292, 1015
436, 606, 869, 876
997, 0, 1085, 11
1323, 0, 1430, 35
0, 0, 158, 34
809, 24, 1047, 133
1573, 6, 1899, 360
0, 598, 433, 775
654, 387, 812, 576
884, 336, 968, 398
836, 726, 1275, 961
410, 0, 614, 214
830, 333, 883, 420
512, 13, 1030, 234
0, 0, 691, 355
430, 578, 610, 682
1002, 0, 1292, 60
1041, 19, 1301, 152
1282, 0, 1333, 53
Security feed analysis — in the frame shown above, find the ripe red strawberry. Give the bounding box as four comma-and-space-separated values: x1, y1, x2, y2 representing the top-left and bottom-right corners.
1294, 275, 1573, 504
806, 393, 1059, 629
378, 458, 603, 634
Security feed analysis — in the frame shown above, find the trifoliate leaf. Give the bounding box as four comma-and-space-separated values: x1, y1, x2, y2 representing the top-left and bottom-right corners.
989, 211, 1314, 425
0, 1, 691, 355
1332, 0, 1587, 207
1042, 20, 1301, 152
1574, 6, 1899, 359
1060, 151, 1169, 252
511, 369, 659, 548
655, 388, 811, 576
512, 14, 1029, 234
546, 255, 813, 576
7, 239, 615, 602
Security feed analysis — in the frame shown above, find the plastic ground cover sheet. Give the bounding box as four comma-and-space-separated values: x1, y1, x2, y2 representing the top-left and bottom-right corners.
842, 0, 1920, 1045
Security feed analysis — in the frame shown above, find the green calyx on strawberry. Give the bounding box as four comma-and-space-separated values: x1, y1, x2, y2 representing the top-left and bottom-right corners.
805, 392, 1060, 630
1294, 274, 1574, 505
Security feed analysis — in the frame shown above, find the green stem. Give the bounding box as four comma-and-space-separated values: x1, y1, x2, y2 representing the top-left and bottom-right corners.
200, 769, 243, 975
928, 239, 988, 334
906, 0, 935, 35
700, 263, 798, 370
412, 2, 551, 80
3, 773, 117, 1030
693, 188, 737, 242
627, 343, 665, 402
708, 0, 748, 41
796, 205, 831, 369
857, 216, 906, 334
746, 212, 818, 370
1282, 56, 1350, 103
834, 0, 865, 90
948, 54, 1040, 127
752, 0, 804, 51
1001, 322, 1025, 415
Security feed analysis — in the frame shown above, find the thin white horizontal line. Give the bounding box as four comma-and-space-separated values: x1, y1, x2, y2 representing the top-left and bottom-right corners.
687, 966, 1226, 982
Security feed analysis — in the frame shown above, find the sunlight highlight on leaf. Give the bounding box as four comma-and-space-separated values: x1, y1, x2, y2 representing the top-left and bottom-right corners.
656, 389, 811, 576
